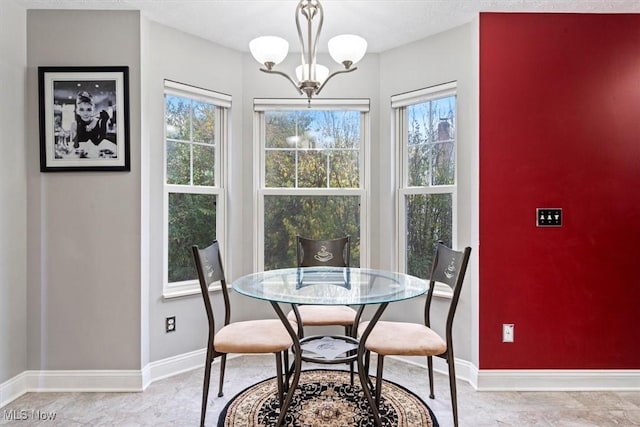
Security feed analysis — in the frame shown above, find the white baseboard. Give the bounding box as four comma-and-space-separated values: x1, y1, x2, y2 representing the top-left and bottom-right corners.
141, 348, 207, 389
24, 369, 144, 392
0, 349, 230, 408
389, 355, 479, 389
0, 371, 29, 409
0, 369, 143, 409
3, 351, 638, 409
476, 369, 640, 391
387, 357, 640, 391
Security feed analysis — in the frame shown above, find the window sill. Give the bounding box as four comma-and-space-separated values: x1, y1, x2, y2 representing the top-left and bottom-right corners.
162, 282, 222, 300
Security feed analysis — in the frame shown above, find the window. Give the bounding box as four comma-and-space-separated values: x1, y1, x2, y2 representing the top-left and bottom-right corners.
394, 83, 457, 290
255, 99, 369, 271
163, 81, 230, 297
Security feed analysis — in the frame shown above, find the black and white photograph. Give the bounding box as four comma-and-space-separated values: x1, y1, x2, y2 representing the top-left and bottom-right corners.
38, 66, 130, 172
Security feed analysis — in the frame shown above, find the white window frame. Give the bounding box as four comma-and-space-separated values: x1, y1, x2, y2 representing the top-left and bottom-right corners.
162, 80, 230, 298
394, 82, 458, 297
253, 98, 370, 271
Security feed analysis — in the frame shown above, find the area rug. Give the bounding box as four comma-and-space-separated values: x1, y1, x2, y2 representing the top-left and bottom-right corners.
217, 369, 439, 427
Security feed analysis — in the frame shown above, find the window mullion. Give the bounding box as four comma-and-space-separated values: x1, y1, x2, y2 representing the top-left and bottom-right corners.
295, 114, 299, 188
326, 150, 330, 188
189, 100, 194, 186
429, 100, 434, 187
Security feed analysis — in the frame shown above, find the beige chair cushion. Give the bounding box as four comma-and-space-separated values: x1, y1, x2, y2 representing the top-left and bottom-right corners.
358, 321, 446, 357
286, 305, 357, 326
214, 319, 293, 354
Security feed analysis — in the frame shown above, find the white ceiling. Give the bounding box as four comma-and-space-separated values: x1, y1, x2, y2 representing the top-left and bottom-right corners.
19, 0, 640, 53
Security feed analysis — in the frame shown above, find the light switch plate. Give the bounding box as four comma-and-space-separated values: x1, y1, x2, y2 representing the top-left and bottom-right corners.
536, 208, 562, 227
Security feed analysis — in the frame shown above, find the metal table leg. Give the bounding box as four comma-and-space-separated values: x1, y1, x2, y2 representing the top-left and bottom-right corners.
357, 302, 389, 427
273, 300, 388, 427
270, 301, 302, 427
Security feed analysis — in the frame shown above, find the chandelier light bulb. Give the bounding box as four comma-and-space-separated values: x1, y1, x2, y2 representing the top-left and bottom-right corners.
328, 34, 368, 68
249, 36, 289, 68
295, 64, 330, 83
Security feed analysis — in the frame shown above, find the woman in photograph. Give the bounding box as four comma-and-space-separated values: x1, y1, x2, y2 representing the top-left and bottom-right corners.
71, 90, 110, 148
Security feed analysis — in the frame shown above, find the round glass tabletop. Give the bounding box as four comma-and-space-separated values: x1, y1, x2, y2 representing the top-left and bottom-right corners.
232, 266, 428, 305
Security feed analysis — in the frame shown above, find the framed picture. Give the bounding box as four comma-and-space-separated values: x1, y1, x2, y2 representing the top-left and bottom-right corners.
38, 66, 130, 172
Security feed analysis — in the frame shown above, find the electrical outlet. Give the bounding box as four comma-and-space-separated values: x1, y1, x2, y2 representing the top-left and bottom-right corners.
502, 324, 514, 343
166, 316, 176, 333
536, 208, 562, 227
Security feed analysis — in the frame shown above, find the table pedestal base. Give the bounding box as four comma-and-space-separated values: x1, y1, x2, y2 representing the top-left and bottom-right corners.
270, 301, 389, 427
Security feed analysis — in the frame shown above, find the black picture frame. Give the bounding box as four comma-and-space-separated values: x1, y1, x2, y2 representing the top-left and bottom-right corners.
38, 66, 130, 172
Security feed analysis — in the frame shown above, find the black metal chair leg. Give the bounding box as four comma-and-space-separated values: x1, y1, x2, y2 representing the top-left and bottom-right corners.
217, 353, 227, 397
447, 352, 459, 427
375, 355, 384, 407
345, 325, 355, 386
364, 350, 374, 390
349, 359, 355, 386
200, 343, 213, 427
275, 352, 283, 407
283, 350, 290, 392
427, 355, 435, 399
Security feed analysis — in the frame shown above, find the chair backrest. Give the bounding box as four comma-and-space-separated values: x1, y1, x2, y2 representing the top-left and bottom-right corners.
192, 241, 231, 336
424, 242, 472, 344
296, 235, 351, 267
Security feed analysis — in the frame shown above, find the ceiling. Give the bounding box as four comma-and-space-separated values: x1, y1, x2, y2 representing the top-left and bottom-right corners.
19, 0, 640, 53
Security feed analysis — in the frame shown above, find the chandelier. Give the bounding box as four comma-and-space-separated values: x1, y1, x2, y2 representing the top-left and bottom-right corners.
249, 0, 367, 102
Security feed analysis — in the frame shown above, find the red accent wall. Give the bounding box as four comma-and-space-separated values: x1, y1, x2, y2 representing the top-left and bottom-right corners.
480, 13, 640, 369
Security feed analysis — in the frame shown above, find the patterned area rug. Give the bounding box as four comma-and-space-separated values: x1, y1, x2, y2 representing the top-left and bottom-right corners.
217, 369, 439, 427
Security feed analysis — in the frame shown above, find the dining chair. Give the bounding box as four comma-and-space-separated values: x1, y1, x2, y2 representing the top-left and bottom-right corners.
358, 242, 471, 427
286, 235, 359, 383
192, 241, 293, 427
287, 235, 356, 331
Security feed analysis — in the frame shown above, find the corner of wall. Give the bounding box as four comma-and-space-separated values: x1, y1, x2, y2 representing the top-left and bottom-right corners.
0, 0, 28, 385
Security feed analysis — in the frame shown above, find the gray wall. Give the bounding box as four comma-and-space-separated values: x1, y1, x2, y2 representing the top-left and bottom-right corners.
142, 19, 245, 362
26, 10, 142, 370
378, 22, 479, 365
0, 0, 27, 384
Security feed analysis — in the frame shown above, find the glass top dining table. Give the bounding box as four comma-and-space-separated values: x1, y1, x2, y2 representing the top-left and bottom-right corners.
232, 266, 428, 305
232, 266, 429, 427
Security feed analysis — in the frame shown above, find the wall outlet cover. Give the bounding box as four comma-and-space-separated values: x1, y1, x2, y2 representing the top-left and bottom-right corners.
166, 316, 176, 333
502, 323, 514, 343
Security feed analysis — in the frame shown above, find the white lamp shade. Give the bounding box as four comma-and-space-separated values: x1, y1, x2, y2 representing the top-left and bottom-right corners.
295, 63, 329, 83
328, 34, 367, 66
249, 36, 289, 66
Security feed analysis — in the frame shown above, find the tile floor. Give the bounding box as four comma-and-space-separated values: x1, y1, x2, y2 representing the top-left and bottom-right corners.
1, 355, 638, 426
